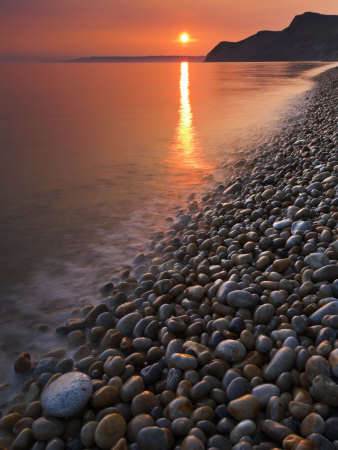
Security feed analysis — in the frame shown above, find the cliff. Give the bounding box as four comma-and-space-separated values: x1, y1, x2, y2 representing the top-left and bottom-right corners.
205, 12, 338, 62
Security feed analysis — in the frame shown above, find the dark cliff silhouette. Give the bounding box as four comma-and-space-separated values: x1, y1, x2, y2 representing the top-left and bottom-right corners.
205, 12, 338, 62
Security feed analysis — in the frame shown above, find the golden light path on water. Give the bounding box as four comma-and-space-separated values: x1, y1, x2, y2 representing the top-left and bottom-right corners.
169, 62, 213, 181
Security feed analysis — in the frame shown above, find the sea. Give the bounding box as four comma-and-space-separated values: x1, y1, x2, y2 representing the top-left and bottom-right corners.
0, 60, 335, 399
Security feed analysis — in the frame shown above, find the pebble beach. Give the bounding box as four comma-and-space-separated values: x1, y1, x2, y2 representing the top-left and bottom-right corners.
1, 66, 337, 450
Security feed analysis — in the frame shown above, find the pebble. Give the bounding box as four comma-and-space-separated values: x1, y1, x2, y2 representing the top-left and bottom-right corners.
230, 420, 256, 444
310, 375, 338, 406
228, 394, 260, 421
226, 377, 250, 400
273, 218, 292, 230
32, 417, 65, 441
131, 391, 161, 415
215, 340, 247, 362
13, 353, 32, 373
307, 433, 335, 450
0, 412, 21, 430
91, 386, 119, 408
227, 290, 257, 308
305, 253, 330, 269
186, 285, 205, 301
127, 414, 154, 442
117, 312, 142, 337
217, 281, 238, 302
291, 221, 312, 234
305, 356, 330, 383
313, 265, 338, 283
323, 417, 338, 442
45, 438, 65, 450
253, 304, 275, 324
80, 421, 98, 448
95, 414, 126, 449
264, 347, 296, 380
169, 353, 198, 370
309, 300, 338, 324
300, 413, 325, 437
104, 356, 126, 377
165, 396, 193, 420
288, 401, 313, 420
262, 420, 293, 444
12, 428, 34, 449
251, 384, 280, 408
137, 426, 169, 450
41, 372, 92, 417
120, 376, 145, 402
329, 348, 338, 376
181, 435, 204, 450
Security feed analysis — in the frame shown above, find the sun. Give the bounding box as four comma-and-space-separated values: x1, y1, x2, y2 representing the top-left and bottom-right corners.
180, 33, 189, 43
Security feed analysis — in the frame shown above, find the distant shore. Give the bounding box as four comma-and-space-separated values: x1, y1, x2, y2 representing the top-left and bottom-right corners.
70, 55, 205, 63
1, 66, 338, 450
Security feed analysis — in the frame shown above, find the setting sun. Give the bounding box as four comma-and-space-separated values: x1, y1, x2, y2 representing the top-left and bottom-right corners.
180, 33, 189, 43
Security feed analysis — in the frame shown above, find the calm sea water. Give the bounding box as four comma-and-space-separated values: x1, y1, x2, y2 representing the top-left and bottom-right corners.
0, 61, 334, 392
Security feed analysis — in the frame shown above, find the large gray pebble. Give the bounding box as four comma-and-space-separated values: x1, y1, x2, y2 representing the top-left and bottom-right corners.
41, 372, 92, 417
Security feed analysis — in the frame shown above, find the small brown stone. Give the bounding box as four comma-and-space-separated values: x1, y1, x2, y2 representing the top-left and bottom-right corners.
90, 386, 119, 408
299, 413, 325, 437
14, 353, 32, 374
66, 330, 86, 346
95, 413, 126, 449
13, 417, 34, 435
12, 428, 33, 449
242, 364, 262, 380
24, 401, 42, 419
283, 434, 302, 450
0, 413, 22, 430
164, 396, 193, 420
288, 401, 313, 420
295, 439, 320, 450
112, 438, 128, 450
228, 394, 260, 421
32, 417, 65, 441
80, 421, 98, 448
293, 388, 313, 405
127, 414, 154, 443
273, 258, 291, 273
131, 391, 161, 415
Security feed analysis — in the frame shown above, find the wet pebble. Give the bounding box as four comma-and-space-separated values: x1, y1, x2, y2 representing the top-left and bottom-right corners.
41, 372, 92, 417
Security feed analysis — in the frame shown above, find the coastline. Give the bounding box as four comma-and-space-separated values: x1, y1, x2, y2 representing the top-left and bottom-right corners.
1, 66, 337, 449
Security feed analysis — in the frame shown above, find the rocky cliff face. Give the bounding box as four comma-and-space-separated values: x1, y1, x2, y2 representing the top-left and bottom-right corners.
205, 12, 338, 62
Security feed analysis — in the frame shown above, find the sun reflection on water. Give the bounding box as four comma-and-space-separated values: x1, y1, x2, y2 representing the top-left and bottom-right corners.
168, 62, 213, 180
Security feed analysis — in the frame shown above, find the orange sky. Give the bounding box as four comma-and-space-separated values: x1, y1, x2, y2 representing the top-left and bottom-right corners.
0, 0, 337, 60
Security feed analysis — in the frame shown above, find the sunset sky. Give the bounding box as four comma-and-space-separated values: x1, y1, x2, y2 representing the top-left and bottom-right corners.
0, 0, 337, 60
